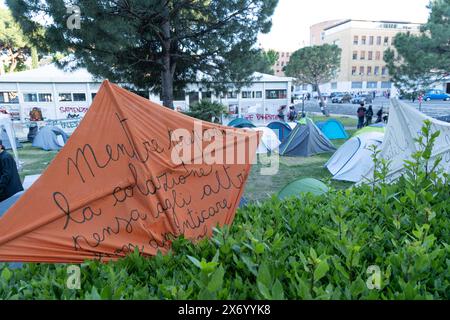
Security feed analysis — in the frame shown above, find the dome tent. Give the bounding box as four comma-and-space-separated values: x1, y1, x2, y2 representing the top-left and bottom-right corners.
316, 119, 348, 140
32, 126, 69, 151
325, 131, 384, 182
353, 125, 385, 137
267, 121, 292, 142
253, 127, 281, 154
279, 118, 336, 157
227, 118, 256, 128
278, 178, 329, 199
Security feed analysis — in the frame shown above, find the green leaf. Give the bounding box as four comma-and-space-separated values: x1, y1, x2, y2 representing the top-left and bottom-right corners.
257, 281, 272, 299
187, 255, 202, 269
314, 259, 329, 282
271, 279, 285, 300
257, 262, 272, 288
1, 268, 12, 282
207, 265, 224, 292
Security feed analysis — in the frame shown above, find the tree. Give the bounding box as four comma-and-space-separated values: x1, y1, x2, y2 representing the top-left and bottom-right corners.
0, 8, 31, 74
253, 49, 279, 75
385, 0, 450, 93
7, 0, 278, 109
184, 100, 227, 123
285, 44, 341, 115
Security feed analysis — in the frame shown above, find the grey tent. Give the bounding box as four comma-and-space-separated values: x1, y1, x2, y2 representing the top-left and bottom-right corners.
279, 118, 336, 157
32, 126, 69, 151
1, 128, 22, 149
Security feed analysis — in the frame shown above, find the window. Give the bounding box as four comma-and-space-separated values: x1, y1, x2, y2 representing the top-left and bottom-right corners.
352, 51, 358, 60
352, 82, 363, 89
23, 93, 38, 102
353, 36, 359, 45
374, 66, 380, 75
59, 93, 72, 102
375, 51, 381, 60
376, 36, 382, 45
361, 36, 366, 45
286, 53, 290, 57
302, 84, 308, 91
0, 91, 19, 103
276, 62, 280, 67
352, 66, 357, 75
367, 66, 372, 75
255, 91, 262, 99
266, 89, 287, 99
368, 51, 373, 60
359, 66, 365, 75
242, 91, 252, 99
382, 67, 388, 76
367, 81, 378, 89
369, 36, 374, 45
91, 93, 97, 100
384, 36, 389, 45
281, 61, 285, 66
73, 93, 86, 101
38, 93, 53, 102
331, 82, 338, 90
281, 52, 285, 57
227, 91, 238, 99
381, 81, 391, 89
360, 51, 366, 60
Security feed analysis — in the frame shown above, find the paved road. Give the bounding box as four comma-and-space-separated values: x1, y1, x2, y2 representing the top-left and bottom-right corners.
297, 98, 450, 119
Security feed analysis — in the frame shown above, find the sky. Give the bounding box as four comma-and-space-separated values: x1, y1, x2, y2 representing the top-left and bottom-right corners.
258, 0, 431, 51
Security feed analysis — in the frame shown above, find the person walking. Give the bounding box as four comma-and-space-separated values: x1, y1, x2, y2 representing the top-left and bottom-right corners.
365, 105, 374, 126
0, 140, 23, 202
357, 102, 366, 129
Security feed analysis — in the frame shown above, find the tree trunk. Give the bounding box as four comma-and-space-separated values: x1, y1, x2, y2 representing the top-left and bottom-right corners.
160, 5, 174, 109
316, 83, 329, 116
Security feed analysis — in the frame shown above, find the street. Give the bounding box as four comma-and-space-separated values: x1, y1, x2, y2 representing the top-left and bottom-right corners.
298, 98, 450, 119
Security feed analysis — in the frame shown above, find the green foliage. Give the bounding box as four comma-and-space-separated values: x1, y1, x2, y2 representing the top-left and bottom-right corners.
184, 100, 227, 123
7, 0, 279, 108
0, 123, 449, 300
385, 0, 450, 91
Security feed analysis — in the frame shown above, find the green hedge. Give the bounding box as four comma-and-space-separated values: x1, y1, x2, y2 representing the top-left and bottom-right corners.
0, 122, 449, 300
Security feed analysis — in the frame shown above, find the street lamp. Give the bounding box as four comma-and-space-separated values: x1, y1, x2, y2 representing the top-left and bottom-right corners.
302, 93, 306, 118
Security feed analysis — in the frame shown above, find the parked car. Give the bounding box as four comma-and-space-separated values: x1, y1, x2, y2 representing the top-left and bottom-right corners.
351, 94, 373, 104
423, 89, 450, 101
331, 94, 352, 104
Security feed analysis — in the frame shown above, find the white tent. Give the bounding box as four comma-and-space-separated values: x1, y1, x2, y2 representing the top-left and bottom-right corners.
365, 99, 450, 181
0, 113, 20, 166
325, 131, 384, 182
253, 127, 281, 154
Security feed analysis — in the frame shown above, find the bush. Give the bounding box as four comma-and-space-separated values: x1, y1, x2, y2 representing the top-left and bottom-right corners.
184, 100, 227, 123
0, 122, 448, 300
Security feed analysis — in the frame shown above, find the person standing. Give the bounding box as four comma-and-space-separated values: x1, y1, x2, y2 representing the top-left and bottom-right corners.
376, 107, 383, 123
0, 140, 23, 202
357, 102, 366, 129
365, 105, 374, 126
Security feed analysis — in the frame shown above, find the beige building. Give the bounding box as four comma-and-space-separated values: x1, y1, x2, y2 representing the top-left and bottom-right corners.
272, 50, 292, 77
310, 20, 344, 46
315, 20, 422, 94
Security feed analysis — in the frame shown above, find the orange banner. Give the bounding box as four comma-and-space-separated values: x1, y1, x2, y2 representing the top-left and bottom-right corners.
0, 81, 259, 263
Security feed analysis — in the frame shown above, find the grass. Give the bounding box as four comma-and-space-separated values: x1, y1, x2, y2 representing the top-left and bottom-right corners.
307, 114, 358, 128
14, 134, 354, 203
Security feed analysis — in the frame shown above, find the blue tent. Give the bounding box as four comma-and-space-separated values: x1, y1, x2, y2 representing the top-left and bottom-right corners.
227, 118, 256, 128
267, 121, 292, 142
32, 126, 69, 151
316, 119, 348, 140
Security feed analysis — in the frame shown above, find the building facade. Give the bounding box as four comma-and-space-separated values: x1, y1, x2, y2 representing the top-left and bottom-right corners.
314, 20, 422, 95
310, 20, 344, 46
0, 66, 293, 139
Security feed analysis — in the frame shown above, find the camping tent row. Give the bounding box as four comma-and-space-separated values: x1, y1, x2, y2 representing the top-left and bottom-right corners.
326, 99, 450, 183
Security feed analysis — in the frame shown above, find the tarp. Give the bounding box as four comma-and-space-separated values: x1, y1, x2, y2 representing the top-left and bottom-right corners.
0, 114, 20, 165
228, 118, 256, 128
280, 118, 336, 157
253, 127, 281, 154
364, 99, 450, 181
0, 81, 259, 263
325, 132, 384, 182
32, 126, 69, 151
1, 129, 22, 149
278, 178, 329, 199
316, 119, 348, 140
267, 121, 292, 142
